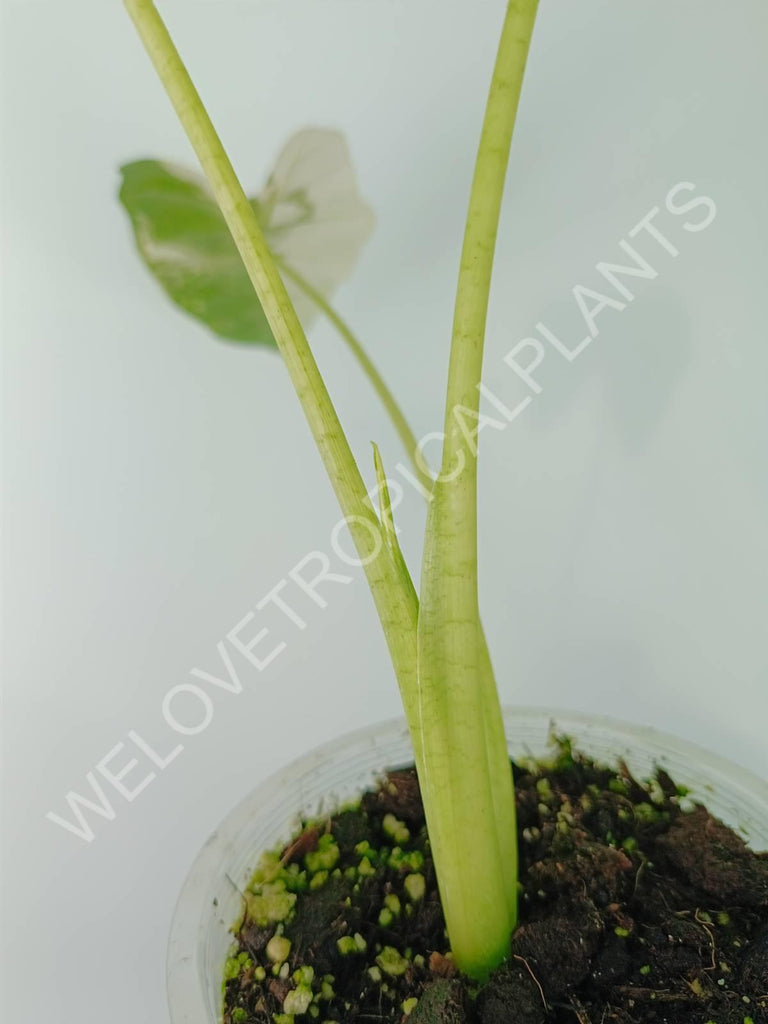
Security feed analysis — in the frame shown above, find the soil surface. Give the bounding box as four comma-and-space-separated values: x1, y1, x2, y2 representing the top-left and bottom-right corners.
223, 738, 768, 1024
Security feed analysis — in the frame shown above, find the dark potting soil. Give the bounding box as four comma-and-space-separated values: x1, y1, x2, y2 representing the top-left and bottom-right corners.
223, 739, 768, 1024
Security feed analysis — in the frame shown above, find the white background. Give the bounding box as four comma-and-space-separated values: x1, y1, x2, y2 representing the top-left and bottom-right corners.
2, 1, 767, 1020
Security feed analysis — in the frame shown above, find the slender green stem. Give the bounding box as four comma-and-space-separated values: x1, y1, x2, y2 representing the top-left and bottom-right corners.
417, 0, 539, 980
442, 0, 539, 505
122, 0, 423, 746
278, 261, 433, 494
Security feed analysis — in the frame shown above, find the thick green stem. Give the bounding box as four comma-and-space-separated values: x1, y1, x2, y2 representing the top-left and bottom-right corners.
284, 260, 517, 923
417, 0, 539, 980
284, 266, 515, 907
282, 267, 514, 899
278, 260, 433, 494
123, 0, 423, 748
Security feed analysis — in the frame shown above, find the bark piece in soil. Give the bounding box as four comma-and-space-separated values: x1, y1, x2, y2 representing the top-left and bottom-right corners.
657, 803, 768, 907
408, 979, 467, 1024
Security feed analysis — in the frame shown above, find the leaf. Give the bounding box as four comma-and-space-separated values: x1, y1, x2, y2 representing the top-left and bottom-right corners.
119, 129, 375, 344
119, 160, 274, 343
260, 129, 376, 328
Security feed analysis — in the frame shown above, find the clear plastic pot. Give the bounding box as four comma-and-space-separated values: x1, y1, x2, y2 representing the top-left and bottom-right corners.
166, 708, 768, 1024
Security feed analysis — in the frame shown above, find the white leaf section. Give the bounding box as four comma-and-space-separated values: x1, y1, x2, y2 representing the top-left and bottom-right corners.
258, 129, 376, 328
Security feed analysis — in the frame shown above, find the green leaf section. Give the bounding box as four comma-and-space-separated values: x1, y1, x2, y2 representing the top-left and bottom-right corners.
119, 128, 374, 347
121, 143, 431, 487
415, 0, 539, 980
120, 159, 275, 344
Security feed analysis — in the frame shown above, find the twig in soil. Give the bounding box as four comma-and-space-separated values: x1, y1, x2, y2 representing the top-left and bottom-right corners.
656, 887, 675, 915
280, 825, 321, 868
615, 986, 688, 1003
514, 954, 549, 1011
632, 854, 649, 895
567, 995, 593, 1023
694, 908, 717, 971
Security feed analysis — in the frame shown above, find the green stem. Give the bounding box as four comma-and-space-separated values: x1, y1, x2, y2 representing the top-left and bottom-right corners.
123, 0, 423, 746
443, 0, 539, 465
278, 261, 433, 494
281, 269, 513, 898
417, 0, 539, 980
284, 261, 517, 924
125, 0, 537, 985
283, 268, 514, 901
